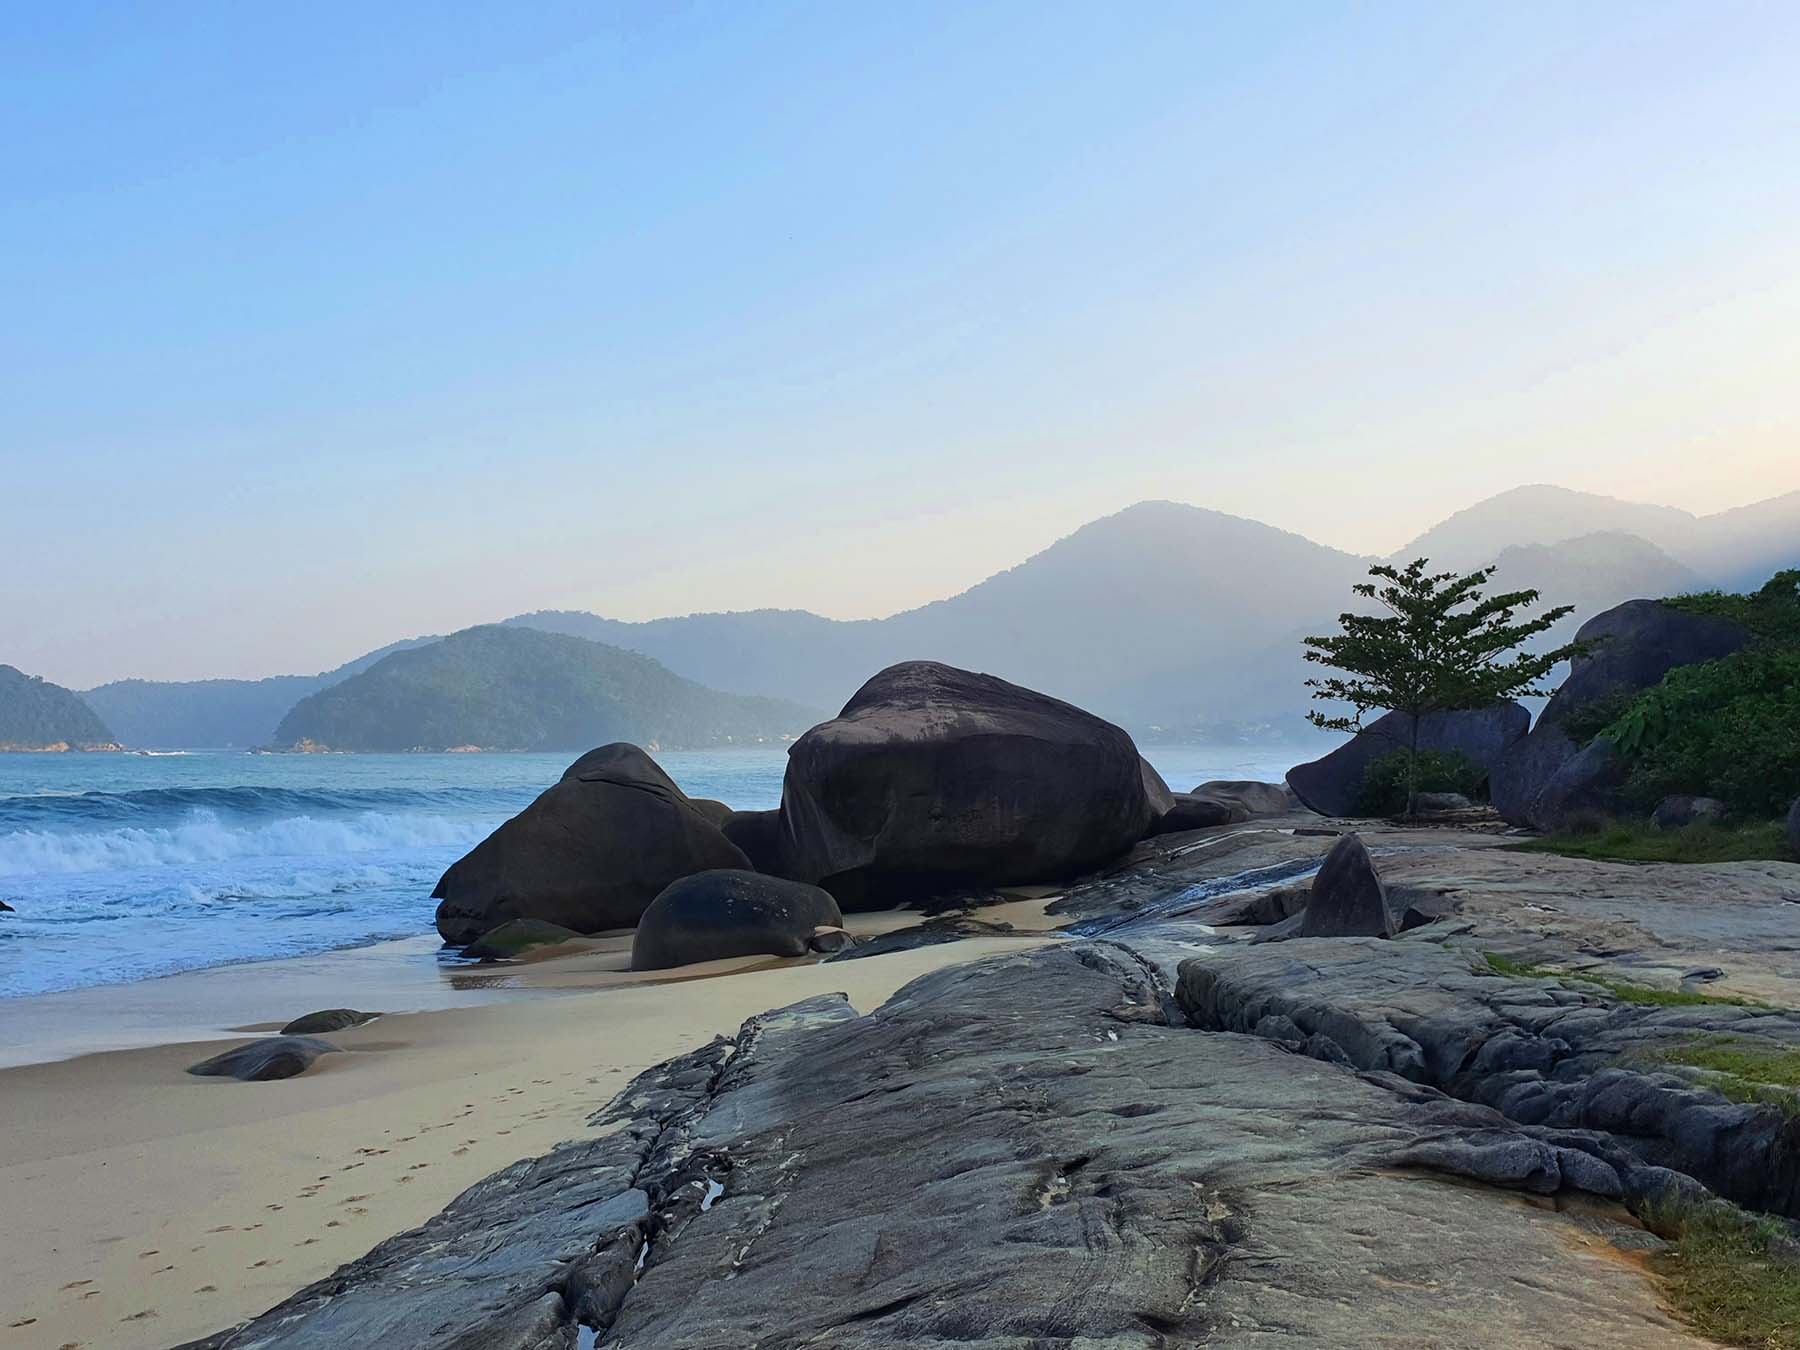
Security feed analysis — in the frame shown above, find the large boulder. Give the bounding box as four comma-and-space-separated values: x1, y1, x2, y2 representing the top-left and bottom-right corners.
1285, 704, 1530, 818
279, 1009, 376, 1036
777, 662, 1159, 908
1531, 738, 1629, 833
1193, 779, 1294, 817
722, 808, 787, 875
433, 744, 750, 944
1492, 600, 1748, 827
1651, 795, 1729, 831
631, 870, 844, 971
1297, 833, 1396, 938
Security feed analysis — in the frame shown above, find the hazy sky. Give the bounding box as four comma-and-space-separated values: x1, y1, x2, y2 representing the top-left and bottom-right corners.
6, 2, 1799, 687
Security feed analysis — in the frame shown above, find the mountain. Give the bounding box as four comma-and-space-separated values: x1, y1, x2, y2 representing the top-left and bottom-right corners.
81, 636, 438, 748
0, 665, 119, 750
271, 625, 823, 753
1685, 489, 1800, 591
511, 502, 1374, 735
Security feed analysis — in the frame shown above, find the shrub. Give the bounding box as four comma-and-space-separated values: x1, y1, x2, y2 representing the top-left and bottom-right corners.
1353, 749, 1484, 816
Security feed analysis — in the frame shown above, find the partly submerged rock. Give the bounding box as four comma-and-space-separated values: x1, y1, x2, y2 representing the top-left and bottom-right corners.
188, 1036, 339, 1082
631, 869, 844, 971
1652, 795, 1729, 831
778, 662, 1158, 908
1297, 833, 1396, 938
1286, 704, 1529, 817
462, 918, 588, 962
279, 1008, 376, 1036
432, 744, 749, 944
1493, 599, 1748, 827
0, 899, 12, 913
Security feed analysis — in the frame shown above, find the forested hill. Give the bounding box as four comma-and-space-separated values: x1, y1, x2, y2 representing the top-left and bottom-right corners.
271, 625, 822, 752
0, 665, 119, 750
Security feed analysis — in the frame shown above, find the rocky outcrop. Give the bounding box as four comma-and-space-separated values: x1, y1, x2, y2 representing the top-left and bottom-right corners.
1286, 703, 1529, 817
777, 662, 1159, 907
279, 1009, 376, 1035
630, 870, 843, 970
1297, 833, 1396, 937
187, 1036, 339, 1082
1176, 938, 1800, 1219
433, 744, 749, 944
1139, 757, 1175, 818
1193, 778, 1294, 816
1492, 600, 1748, 827
182, 946, 1717, 1349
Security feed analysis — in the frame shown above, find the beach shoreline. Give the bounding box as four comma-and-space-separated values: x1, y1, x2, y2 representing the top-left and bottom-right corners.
0, 906, 1059, 1350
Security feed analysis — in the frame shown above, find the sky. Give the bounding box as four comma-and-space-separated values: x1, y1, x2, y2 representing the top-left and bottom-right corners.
5, 2, 1799, 687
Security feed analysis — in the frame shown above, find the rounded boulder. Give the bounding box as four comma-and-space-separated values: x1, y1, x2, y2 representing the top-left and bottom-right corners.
433, 744, 749, 945
631, 869, 844, 971
777, 662, 1159, 908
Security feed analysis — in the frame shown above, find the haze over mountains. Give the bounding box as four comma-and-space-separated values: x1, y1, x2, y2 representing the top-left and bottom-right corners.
6, 484, 1795, 750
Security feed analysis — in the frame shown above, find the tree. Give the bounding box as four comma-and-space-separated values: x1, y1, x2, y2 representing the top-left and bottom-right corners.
1303, 559, 1586, 817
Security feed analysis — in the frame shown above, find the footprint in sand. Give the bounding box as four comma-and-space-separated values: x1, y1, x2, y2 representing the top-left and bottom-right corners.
344, 1194, 369, 1203
120, 1310, 157, 1322
408, 1162, 429, 1170
299, 1238, 319, 1247
194, 1285, 218, 1294
397, 1175, 414, 1185
137, 1250, 159, 1258
61, 1280, 92, 1291
248, 1259, 279, 1269
7, 1318, 36, 1328
82, 1291, 100, 1300
208, 1225, 235, 1233
452, 1147, 469, 1156
326, 1220, 342, 1228
348, 1207, 368, 1217
266, 1204, 284, 1211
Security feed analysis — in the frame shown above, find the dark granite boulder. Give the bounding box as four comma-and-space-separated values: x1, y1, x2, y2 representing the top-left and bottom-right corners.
777, 662, 1158, 908
721, 808, 786, 875
1193, 779, 1293, 816
279, 1009, 376, 1035
1149, 793, 1250, 835
1532, 738, 1629, 833
1286, 704, 1530, 818
1492, 600, 1748, 827
688, 797, 733, 827
1140, 758, 1176, 820
1298, 833, 1396, 938
433, 744, 750, 944
462, 918, 587, 961
630, 869, 843, 970
188, 1036, 339, 1082
1651, 796, 1729, 831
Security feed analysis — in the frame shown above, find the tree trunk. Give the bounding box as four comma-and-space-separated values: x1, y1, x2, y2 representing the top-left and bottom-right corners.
1405, 710, 1421, 819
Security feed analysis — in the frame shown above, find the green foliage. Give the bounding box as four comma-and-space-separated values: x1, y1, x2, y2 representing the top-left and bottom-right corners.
1598, 646, 1800, 816
1353, 749, 1483, 816
1303, 559, 1585, 813
1649, 1038, 1800, 1117
1477, 953, 1764, 1006
1646, 1197, 1800, 1349
1667, 568, 1800, 643
1509, 818, 1795, 864
0, 665, 117, 749
273, 625, 822, 752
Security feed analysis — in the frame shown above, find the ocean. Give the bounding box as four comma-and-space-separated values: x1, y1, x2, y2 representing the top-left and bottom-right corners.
0, 743, 1312, 1002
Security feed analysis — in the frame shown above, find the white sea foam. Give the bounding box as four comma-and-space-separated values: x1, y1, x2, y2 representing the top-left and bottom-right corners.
0, 808, 495, 877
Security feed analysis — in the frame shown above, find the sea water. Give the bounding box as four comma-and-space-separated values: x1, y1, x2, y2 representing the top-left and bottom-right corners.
0, 744, 1308, 1001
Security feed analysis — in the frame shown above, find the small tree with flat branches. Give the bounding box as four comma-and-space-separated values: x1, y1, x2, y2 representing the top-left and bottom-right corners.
1303, 559, 1586, 817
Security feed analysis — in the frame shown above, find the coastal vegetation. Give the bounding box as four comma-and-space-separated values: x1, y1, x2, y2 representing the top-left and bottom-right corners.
1511, 818, 1795, 864
1304, 559, 1583, 815
1353, 748, 1483, 815
1647, 1197, 1800, 1350
272, 625, 821, 753
0, 664, 118, 750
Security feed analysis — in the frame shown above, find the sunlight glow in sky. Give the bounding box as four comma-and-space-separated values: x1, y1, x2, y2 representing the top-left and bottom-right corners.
4, 2, 1798, 685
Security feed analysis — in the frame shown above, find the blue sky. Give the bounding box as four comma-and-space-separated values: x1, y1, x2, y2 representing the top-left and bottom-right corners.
6, 2, 1799, 684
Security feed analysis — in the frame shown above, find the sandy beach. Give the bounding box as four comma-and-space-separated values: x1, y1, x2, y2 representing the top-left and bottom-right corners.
0, 905, 1059, 1350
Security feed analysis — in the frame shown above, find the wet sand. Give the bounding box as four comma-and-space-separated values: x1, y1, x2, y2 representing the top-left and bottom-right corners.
0, 903, 1060, 1350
